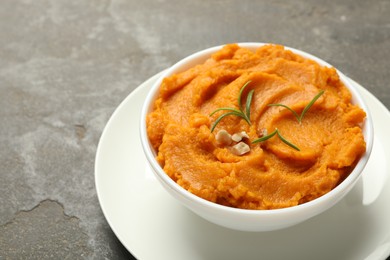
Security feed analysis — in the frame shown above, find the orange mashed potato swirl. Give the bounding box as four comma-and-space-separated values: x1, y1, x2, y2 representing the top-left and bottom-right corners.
146, 44, 366, 210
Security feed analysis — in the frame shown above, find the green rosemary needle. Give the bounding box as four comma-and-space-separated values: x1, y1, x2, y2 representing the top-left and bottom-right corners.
252, 128, 300, 151
268, 90, 325, 124
210, 81, 254, 132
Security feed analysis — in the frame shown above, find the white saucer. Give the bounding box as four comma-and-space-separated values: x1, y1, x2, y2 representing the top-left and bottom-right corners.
95, 72, 390, 260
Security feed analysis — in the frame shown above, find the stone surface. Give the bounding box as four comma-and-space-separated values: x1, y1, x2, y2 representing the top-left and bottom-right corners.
0, 200, 91, 259
0, 0, 389, 259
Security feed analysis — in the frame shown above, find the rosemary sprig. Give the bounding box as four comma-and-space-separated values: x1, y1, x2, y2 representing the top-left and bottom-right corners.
252, 128, 300, 151
210, 81, 254, 132
209, 84, 323, 151
268, 90, 325, 124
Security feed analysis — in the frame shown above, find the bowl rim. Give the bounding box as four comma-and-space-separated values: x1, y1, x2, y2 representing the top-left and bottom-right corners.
140, 42, 374, 216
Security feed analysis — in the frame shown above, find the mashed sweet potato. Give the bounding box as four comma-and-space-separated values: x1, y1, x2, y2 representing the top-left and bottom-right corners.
146, 44, 366, 210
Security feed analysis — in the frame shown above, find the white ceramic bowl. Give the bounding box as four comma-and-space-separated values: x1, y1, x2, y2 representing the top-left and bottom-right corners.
140, 43, 374, 232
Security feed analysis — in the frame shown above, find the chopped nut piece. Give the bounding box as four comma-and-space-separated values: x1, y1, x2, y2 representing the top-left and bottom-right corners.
232, 134, 242, 142
230, 142, 250, 155
215, 129, 232, 145
232, 131, 250, 142
240, 131, 249, 139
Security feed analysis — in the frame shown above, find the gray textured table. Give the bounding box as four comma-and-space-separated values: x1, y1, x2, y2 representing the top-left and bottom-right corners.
1, 0, 389, 259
